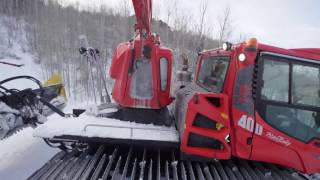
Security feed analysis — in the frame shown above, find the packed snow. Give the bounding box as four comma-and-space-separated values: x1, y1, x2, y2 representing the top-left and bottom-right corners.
34, 111, 179, 142
0, 127, 58, 179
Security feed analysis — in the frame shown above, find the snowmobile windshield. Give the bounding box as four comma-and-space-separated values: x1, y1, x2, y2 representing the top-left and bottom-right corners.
197, 56, 229, 93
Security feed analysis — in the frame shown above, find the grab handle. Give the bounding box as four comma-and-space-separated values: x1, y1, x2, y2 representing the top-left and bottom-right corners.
313, 139, 320, 148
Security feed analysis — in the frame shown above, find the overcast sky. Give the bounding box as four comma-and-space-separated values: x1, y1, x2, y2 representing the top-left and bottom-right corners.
60, 0, 320, 48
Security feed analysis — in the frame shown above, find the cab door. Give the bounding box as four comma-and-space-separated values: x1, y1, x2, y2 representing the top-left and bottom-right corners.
180, 53, 233, 160
250, 52, 320, 173
230, 52, 257, 160
156, 48, 174, 107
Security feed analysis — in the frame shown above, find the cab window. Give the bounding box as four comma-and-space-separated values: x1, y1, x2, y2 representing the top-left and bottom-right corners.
197, 56, 229, 92
292, 64, 320, 106
258, 54, 320, 142
130, 45, 153, 99
160, 57, 168, 91
261, 60, 289, 102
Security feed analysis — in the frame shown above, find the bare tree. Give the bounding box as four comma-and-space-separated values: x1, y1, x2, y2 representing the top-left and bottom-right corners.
164, 0, 176, 25
153, 1, 161, 21
173, 11, 193, 49
161, 0, 176, 44
218, 6, 233, 46
195, 0, 212, 51
117, 0, 131, 17
197, 0, 210, 38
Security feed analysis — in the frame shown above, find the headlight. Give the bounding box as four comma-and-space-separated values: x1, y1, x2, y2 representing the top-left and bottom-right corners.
238, 53, 246, 62
222, 42, 232, 51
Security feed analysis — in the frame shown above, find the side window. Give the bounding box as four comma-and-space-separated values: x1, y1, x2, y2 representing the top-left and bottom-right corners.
265, 105, 320, 142
261, 59, 289, 102
292, 64, 320, 106
258, 55, 320, 142
160, 57, 168, 91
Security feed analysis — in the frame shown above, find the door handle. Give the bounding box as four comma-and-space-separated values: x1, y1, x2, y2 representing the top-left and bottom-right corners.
313, 140, 320, 148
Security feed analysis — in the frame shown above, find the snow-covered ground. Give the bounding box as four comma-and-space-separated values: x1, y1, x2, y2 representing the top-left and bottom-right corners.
0, 16, 58, 180
0, 128, 58, 179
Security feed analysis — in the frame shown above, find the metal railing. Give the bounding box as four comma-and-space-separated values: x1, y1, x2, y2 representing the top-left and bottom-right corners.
82, 124, 178, 139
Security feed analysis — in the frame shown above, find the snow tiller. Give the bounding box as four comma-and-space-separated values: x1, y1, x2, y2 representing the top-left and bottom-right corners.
31, 0, 319, 179
0, 74, 66, 139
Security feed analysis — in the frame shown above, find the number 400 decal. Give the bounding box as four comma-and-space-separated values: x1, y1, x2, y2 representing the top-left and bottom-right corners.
238, 115, 263, 135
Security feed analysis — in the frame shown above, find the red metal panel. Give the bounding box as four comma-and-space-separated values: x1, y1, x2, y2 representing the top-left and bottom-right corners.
259, 44, 320, 61
251, 111, 320, 173
180, 93, 231, 159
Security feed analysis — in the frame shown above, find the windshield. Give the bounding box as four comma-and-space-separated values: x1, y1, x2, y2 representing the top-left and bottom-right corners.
197, 56, 229, 92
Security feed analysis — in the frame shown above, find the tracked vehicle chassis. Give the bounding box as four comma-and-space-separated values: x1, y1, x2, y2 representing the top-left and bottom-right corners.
28, 145, 316, 180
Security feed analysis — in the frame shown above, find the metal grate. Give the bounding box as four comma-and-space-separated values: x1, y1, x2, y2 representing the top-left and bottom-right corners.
28, 145, 316, 180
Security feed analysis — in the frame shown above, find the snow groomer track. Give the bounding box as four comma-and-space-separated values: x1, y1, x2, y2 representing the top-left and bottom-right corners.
28, 145, 318, 180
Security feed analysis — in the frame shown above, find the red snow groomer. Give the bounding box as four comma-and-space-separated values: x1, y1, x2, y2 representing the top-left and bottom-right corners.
32, 0, 320, 178
109, 0, 174, 126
